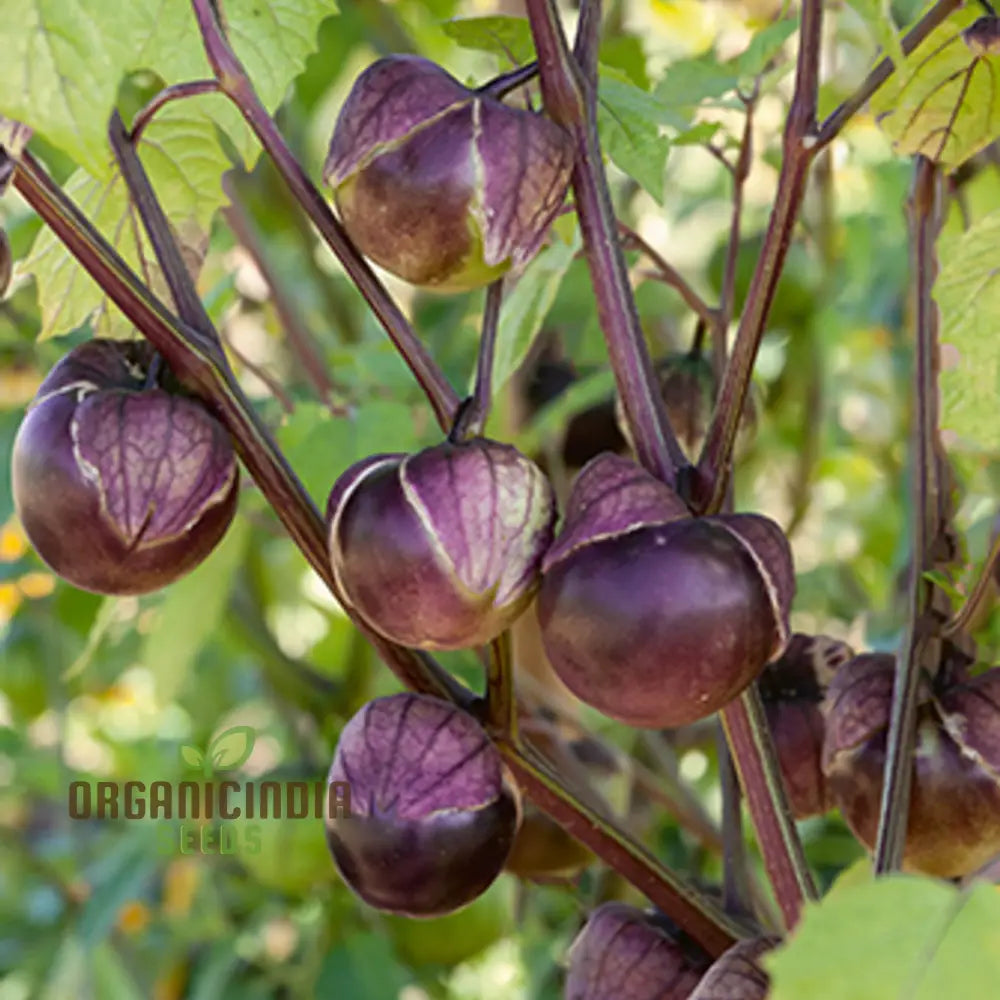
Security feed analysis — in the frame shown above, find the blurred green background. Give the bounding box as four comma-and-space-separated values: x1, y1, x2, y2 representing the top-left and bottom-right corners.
3, 0, 1000, 997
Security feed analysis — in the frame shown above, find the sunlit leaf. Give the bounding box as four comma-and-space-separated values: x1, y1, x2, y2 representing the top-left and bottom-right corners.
934, 209, 1000, 452
0, 0, 332, 177
766, 876, 1000, 1000
872, 9, 1000, 171
736, 17, 799, 79
3, 0, 331, 338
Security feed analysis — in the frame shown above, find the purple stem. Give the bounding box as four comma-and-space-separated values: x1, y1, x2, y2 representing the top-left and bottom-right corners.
189, 0, 460, 431
524, 0, 688, 486
873, 156, 943, 873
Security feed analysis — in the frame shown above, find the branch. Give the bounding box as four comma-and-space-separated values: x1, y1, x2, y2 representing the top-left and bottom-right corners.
815, 0, 964, 151
695, 0, 823, 514
720, 689, 817, 929
945, 528, 1000, 636
874, 155, 943, 873
497, 736, 749, 957
524, 0, 689, 486
189, 0, 460, 431
618, 220, 719, 329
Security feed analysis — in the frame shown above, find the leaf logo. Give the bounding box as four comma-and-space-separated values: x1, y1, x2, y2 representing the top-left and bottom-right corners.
180, 725, 256, 777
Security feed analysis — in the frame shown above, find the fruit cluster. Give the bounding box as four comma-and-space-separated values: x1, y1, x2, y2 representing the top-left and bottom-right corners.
13, 48, 1000, 999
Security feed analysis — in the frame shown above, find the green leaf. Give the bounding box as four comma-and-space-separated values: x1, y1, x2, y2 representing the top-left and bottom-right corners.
275, 398, 424, 510
316, 932, 410, 997
493, 226, 581, 393
934, 209, 1000, 452
871, 8, 997, 171
654, 56, 739, 110
844, 0, 905, 72
141, 513, 249, 702
441, 16, 535, 65
736, 18, 799, 79
25, 108, 223, 340
4, 0, 332, 338
597, 68, 681, 200
0, 0, 332, 177
180, 745, 205, 769
208, 724, 256, 771
766, 875, 1000, 1000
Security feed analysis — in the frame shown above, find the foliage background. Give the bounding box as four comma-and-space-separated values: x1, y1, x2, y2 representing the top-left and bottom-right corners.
3, 0, 1000, 997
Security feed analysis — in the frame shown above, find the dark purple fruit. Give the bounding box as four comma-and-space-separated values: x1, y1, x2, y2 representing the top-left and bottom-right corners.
759, 633, 853, 819
326, 438, 556, 650
11, 339, 238, 595
538, 454, 794, 728
823, 652, 1000, 877
326, 692, 520, 917
688, 937, 778, 1000
324, 54, 574, 291
564, 902, 712, 1000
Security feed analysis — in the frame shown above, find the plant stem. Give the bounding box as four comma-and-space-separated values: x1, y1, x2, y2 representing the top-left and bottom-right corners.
945, 529, 1000, 636
814, 0, 964, 151
189, 0, 460, 431
716, 724, 753, 921
524, 0, 688, 486
720, 690, 817, 930
695, 0, 823, 515
874, 156, 943, 873
496, 737, 749, 956
450, 279, 503, 442
485, 631, 518, 738
618, 221, 718, 329
129, 80, 221, 142
715, 90, 756, 376
688, 0, 824, 929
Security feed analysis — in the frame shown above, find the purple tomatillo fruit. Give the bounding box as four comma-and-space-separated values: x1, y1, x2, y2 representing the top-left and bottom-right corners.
326, 437, 556, 650
564, 902, 712, 1000
11, 339, 238, 595
324, 54, 575, 291
326, 692, 521, 917
823, 650, 1000, 878
538, 453, 794, 729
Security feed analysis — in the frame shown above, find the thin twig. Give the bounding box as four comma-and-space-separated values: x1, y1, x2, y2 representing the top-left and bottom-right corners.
451, 279, 504, 441
945, 529, 1000, 636
129, 80, 221, 143
618, 220, 719, 329
695, 0, 823, 514
222, 171, 340, 410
